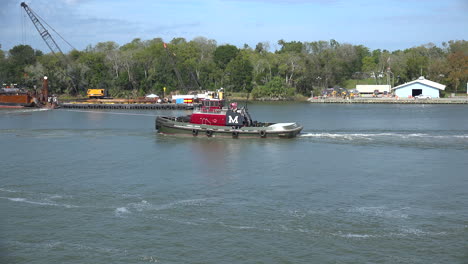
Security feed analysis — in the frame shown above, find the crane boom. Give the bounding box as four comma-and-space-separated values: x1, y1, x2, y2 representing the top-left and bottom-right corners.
20, 2, 79, 94
20, 2, 64, 55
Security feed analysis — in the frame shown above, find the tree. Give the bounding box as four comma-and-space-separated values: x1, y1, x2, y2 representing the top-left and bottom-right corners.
78, 51, 110, 91
6, 45, 37, 83
0, 49, 6, 82
405, 48, 429, 80
277, 52, 303, 87
353, 45, 370, 72
255, 42, 265, 53
447, 40, 468, 55
189, 37, 217, 89
447, 51, 468, 93
362, 56, 377, 73
2, 37, 467, 98
277, 40, 303, 54
225, 51, 253, 92
214, 44, 238, 70
251, 76, 295, 99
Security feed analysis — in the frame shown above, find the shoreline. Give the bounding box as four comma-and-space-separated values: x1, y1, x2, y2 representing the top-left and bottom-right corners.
307, 97, 468, 104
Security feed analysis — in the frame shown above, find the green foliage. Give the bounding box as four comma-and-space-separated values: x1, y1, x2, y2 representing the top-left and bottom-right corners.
1, 39, 466, 97
361, 56, 377, 73
3, 45, 38, 83
447, 40, 468, 55
225, 51, 253, 92
251, 76, 295, 99
277, 40, 303, 54
214, 45, 239, 70
342, 78, 376, 89
447, 51, 468, 93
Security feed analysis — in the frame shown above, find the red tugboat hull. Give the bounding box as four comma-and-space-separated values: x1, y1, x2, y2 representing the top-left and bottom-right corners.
155, 89, 303, 138
156, 116, 303, 138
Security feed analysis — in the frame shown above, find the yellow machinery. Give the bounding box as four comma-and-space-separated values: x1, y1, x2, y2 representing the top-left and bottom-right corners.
87, 89, 106, 99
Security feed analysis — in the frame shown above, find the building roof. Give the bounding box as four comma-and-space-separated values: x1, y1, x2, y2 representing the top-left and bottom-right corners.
392, 76, 446, 91
356, 85, 391, 93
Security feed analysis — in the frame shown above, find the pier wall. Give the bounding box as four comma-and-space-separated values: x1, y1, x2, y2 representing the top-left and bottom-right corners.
60, 103, 198, 110
308, 98, 468, 104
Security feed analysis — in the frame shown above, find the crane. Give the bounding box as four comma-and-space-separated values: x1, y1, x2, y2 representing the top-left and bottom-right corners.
20, 2, 78, 94
20, 2, 65, 55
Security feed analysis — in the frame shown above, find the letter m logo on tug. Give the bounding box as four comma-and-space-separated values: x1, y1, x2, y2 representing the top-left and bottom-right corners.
226, 110, 245, 126
228, 115, 238, 124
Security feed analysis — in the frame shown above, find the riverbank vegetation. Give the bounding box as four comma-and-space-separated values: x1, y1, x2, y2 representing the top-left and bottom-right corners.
0, 38, 467, 99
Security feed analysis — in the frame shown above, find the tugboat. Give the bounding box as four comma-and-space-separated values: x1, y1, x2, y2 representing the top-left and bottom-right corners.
155, 89, 303, 138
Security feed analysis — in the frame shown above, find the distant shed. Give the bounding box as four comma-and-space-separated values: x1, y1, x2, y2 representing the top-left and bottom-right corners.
356, 85, 391, 96
392, 76, 445, 98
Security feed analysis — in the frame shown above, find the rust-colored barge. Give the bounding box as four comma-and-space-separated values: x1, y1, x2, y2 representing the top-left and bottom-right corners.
0, 86, 35, 108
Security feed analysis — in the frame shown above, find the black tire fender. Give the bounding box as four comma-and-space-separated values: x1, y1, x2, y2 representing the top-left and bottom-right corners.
192, 129, 198, 136
259, 130, 267, 138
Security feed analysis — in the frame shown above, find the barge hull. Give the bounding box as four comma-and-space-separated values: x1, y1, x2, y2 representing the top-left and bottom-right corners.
0, 94, 35, 108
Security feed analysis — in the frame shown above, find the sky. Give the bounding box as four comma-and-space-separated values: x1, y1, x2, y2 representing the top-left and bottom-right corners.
1, 0, 467, 53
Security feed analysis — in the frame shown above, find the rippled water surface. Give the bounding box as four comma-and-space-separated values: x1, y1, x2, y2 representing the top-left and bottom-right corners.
1, 104, 467, 263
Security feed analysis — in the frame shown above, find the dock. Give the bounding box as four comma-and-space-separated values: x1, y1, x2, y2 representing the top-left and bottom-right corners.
60, 103, 199, 110
308, 98, 468, 104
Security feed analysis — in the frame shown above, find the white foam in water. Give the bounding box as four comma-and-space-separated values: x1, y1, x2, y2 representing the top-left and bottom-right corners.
8, 197, 26, 202
400, 227, 446, 236
153, 215, 201, 226
2, 196, 78, 208
299, 132, 391, 140
153, 198, 216, 211
349, 206, 409, 219
5, 197, 55, 206
129, 200, 152, 211
115, 207, 130, 216
401, 227, 424, 235
0, 188, 18, 193
1, 108, 50, 114
336, 233, 373, 239
301, 132, 468, 141
219, 222, 257, 230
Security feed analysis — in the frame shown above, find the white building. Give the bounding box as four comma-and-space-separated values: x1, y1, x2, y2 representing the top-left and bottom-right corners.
356, 85, 391, 96
392, 76, 446, 98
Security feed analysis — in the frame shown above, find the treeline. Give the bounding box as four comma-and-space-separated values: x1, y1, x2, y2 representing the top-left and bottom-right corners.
0, 37, 467, 98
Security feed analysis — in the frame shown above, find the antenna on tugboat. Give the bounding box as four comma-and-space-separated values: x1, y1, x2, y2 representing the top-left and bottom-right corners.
245, 92, 250, 109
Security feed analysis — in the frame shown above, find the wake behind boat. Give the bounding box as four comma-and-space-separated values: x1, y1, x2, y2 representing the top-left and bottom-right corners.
155, 89, 303, 138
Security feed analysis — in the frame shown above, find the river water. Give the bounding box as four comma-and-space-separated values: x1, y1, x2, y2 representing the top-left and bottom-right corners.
1, 103, 467, 264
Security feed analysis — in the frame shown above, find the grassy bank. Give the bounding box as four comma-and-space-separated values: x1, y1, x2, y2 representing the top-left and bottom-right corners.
227, 92, 309, 102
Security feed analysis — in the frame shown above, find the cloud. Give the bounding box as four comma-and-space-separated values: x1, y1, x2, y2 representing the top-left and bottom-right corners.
0, 0, 19, 22
60, 0, 92, 5
2, 0, 466, 53
221, 0, 340, 4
